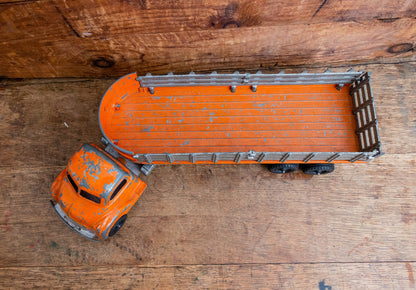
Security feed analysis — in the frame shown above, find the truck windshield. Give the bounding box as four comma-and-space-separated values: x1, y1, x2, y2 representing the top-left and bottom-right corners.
80, 189, 101, 204
110, 179, 127, 201
67, 173, 78, 193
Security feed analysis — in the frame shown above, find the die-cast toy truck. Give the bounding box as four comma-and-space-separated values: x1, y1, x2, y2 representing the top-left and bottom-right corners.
50, 71, 382, 240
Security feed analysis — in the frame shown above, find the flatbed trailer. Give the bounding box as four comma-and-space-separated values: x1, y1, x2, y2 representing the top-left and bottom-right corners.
50, 71, 383, 241
99, 71, 382, 166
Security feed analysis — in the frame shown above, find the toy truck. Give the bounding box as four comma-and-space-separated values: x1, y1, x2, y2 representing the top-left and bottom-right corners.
50, 71, 382, 240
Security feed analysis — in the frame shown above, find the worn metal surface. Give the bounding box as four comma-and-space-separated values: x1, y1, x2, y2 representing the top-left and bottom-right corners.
50, 143, 147, 240
140, 164, 156, 176
137, 71, 364, 88
100, 71, 382, 164
50, 201, 97, 241
69, 144, 128, 203
132, 151, 377, 164
350, 73, 383, 158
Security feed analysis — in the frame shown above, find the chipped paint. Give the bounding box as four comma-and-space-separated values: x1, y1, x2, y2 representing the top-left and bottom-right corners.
67, 144, 128, 204
51, 141, 147, 240
60, 200, 68, 209
141, 126, 153, 132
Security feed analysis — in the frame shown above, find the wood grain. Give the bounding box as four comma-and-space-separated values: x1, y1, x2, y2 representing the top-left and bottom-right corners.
53, 0, 416, 34
1, 263, 415, 289
1, 154, 416, 267
1, 62, 416, 288
0, 0, 415, 77
2, 0, 415, 34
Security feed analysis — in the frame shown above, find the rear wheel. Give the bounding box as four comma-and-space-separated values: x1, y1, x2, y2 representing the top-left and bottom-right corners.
268, 164, 299, 174
108, 215, 127, 237
301, 163, 335, 175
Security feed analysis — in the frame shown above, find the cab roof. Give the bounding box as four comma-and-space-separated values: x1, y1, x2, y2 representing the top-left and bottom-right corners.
67, 144, 128, 202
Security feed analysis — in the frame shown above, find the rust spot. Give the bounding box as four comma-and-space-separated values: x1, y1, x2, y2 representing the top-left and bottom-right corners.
92, 56, 115, 68
387, 43, 413, 54
405, 262, 415, 286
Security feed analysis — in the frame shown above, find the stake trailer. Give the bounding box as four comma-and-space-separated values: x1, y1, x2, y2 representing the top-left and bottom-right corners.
51, 71, 382, 240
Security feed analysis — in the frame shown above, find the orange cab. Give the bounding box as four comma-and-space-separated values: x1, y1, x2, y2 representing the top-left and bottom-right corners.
50, 143, 146, 240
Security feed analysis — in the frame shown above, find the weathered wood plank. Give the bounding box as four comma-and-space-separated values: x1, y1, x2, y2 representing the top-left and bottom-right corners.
3, 21, 415, 78
0, 79, 112, 168
368, 62, 416, 155
0, 0, 415, 77
1, 263, 415, 289
0, 63, 415, 290
2, 0, 415, 36
1, 154, 416, 221
1, 154, 416, 267
54, 0, 416, 34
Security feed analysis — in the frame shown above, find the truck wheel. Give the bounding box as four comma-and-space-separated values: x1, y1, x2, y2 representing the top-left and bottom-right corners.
268, 164, 299, 174
301, 164, 335, 175
108, 215, 127, 237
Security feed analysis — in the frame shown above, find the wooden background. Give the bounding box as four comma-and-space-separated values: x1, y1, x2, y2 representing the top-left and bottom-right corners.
0, 63, 415, 289
0, 0, 415, 77
1, 0, 416, 288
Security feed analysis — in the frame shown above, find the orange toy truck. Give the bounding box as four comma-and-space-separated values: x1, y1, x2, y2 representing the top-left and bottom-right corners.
50, 71, 382, 240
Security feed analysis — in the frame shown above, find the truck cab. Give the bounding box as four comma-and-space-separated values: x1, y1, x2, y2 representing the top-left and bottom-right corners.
50, 143, 146, 240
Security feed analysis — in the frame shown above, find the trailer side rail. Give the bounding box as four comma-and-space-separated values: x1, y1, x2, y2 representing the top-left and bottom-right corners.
132, 150, 377, 164
137, 71, 363, 89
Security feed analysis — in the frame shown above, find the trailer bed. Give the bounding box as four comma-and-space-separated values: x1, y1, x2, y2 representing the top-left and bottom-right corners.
99, 72, 381, 164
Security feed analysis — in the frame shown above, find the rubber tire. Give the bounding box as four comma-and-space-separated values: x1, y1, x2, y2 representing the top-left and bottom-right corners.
301, 163, 335, 175
108, 215, 127, 237
268, 164, 299, 174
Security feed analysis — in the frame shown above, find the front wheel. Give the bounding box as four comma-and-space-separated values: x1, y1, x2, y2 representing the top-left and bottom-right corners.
108, 215, 128, 237
301, 163, 335, 175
